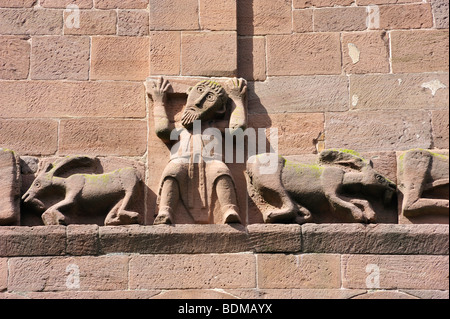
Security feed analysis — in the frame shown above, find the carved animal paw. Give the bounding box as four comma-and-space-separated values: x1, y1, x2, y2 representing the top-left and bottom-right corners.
295, 206, 313, 224
223, 208, 241, 224
264, 208, 297, 224
42, 209, 66, 226
350, 199, 377, 223
153, 208, 173, 225
105, 210, 140, 226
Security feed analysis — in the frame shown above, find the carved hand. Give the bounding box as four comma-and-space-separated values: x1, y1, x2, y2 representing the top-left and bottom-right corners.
226, 77, 247, 101
150, 77, 171, 103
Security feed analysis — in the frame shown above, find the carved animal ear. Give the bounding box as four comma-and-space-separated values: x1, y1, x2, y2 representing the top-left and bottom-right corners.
369, 159, 374, 168
320, 150, 367, 170
186, 87, 193, 94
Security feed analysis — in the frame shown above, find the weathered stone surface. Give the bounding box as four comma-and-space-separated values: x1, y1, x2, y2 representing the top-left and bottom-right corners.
95, 0, 147, 9
351, 291, 418, 299
0, 36, 30, 80
0, 149, 20, 226
431, 0, 449, 29
152, 289, 237, 299
267, 33, 341, 75
237, 0, 292, 35
403, 289, 449, 299
63, 10, 116, 35
342, 31, 390, 74
31, 36, 90, 80
0, 9, 62, 35
257, 254, 341, 289
294, 0, 353, 8
391, 30, 449, 73
302, 224, 449, 255
99, 225, 250, 254
377, 3, 433, 30
342, 255, 449, 290
149, 0, 198, 30
238, 36, 266, 81
8, 256, 129, 292
90, 37, 150, 81
118, 10, 149, 36
59, 119, 147, 156
129, 254, 256, 289
248, 76, 348, 114
0, 226, 66, 257
40, 0, 92, 8
349, 73, 449, 110
149, 31, 180, 75
314, 7, 367, 32
181, 32, 237, 77
22, 290, 160, 299
0, 259, 7, 292
0, 119, 58, 156
248, 224, 301, 253
227, 288, 365, 299
66, 225, 99, 256
432, 110, 449, 149
199, 0, 236, 31
325, 110, 433, 152
292, 9, 313, 33
0, 0, 37, 7
0, 81, 146, 118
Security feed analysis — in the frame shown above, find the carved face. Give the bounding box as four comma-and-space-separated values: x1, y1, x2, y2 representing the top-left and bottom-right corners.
181, 81, 228, 128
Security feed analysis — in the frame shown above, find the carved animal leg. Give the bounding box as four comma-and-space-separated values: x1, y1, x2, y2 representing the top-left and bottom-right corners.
215, 175, 241, 224
154, 177, 179, 225
349, 198, 377, 223
104, 192, 140, 226
295, 204, 313, 224
322, 168, 367, 223
41, 193, 77, 225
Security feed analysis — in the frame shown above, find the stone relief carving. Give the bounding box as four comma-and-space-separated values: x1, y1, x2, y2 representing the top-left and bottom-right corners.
21, 156, 143, 226
247, 150, 397, 224
398, 149, 449, 218
0, 148, 21, 226
147, 77, 248, 225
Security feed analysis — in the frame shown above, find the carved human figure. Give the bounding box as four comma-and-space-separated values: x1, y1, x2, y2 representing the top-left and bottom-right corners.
149, 77, 248, 225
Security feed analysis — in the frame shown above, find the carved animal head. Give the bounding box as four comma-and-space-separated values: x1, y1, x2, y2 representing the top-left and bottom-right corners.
320, 150, 397, 205
181, 80, 229, 128
22, 156, 96, 211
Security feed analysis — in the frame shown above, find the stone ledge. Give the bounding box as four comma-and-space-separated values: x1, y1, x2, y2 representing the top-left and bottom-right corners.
0, 224, 448, 257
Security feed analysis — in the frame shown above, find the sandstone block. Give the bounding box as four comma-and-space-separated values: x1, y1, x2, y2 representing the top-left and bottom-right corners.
325, 110, 433, 152
342, 255, 449, 290
294, 0, 353, 8
342, 31, 390, 74
199, 0, 236, 31
31, 36, 90, 80
266, 33, 341, 75
349, 73, 449, 110
118, 10, 149, 36
129, 254, 256, 289
149, 31, 180, 75
357, 0, 418, 4
95, 0, 147, 9
0, 226, 66, 257
376, 3, 433, 30
237, 0, 292, 35
0, 119, 58, 156
227, 288, 366, 299
0, 9, 62, 35
0, 81, 146, 118
391, 30, 449, 73
248, 76, 348, 114
181, 31, 237, 77
257, 254, 341, 289
432, 110, 450, 149
431, 0, 449, 29
67, 225, 99, 256
248, 224, 301, 253
302, 224, 449, 255
248, 113, 324, 155
0, 0, 37, 7
293, 9, 313, 33
40, 0, 93, 8
8, 256, 129, 292
237, 36, 266, 81
314, 7, 367, 32
99, 224, 250, 254
59, 119, 147, 156
90, 37, 150, 81
149, 0, 198, 30
0, 149, 20, 226
64, 9, 116, 35
0, 36, 30, 80
0, 259, 7, 292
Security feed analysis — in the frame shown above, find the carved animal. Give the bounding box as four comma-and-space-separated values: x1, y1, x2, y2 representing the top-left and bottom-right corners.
22, 156, 142, 226
398, 149, 449, 217
247, 150, 397, 224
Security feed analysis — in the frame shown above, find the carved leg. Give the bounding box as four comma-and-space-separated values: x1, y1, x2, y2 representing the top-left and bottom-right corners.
41, 193, 77, 225
349, 198, 377, 223
154, 178, 179, 225
104, 192, 140, 226
215, 175, 241, 224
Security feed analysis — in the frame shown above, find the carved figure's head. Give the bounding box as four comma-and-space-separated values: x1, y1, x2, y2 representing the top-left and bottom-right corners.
181, 80, 229, 128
